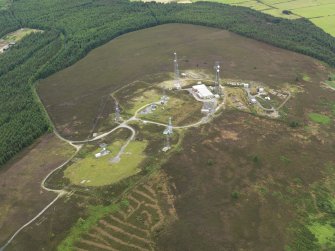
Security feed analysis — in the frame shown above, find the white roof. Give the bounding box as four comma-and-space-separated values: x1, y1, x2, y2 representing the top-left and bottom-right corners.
192, 84, 213, 98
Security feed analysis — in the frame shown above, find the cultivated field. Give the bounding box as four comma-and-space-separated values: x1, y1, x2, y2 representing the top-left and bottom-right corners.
137, 0, 335, 36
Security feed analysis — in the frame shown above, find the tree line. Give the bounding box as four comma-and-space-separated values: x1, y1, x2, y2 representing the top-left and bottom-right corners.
0, 0, 334, 166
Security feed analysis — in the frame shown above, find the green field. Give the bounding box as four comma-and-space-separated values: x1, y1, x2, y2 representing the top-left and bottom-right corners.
64, 140, 147, 186
188, 0, 335, 36
308, 112, 331, 125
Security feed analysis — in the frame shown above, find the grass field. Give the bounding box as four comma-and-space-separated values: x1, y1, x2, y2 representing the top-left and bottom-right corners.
179, 0, 335, 36
64, 140, 148, 186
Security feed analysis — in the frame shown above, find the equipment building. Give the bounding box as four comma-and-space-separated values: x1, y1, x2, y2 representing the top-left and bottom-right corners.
192, 84, 214, 99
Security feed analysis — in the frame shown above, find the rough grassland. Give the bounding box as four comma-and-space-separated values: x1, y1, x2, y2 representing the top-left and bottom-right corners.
0, 133, 75, 246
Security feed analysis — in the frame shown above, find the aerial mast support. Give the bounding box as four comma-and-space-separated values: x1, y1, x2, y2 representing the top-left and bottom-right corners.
115, 101, 120, 123
174, 52, 181, 90
214, 62, 221, 95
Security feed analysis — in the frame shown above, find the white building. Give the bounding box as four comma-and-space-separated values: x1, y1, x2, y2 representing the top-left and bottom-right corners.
95, 148, 110, 158
192, 84, 214, 99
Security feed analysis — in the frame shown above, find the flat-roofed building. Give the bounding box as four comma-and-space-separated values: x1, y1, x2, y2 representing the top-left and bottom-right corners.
192, 84, 214, 99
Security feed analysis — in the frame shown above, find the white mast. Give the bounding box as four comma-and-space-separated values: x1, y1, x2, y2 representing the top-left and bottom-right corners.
174, 52, 181, 90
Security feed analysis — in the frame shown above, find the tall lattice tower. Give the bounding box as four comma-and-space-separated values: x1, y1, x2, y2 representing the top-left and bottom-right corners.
164, 117, 173, 135
214, 62, 221, 95
165, 133, 170, 149
174, 52, 181, 90
168, 117, 173, 135
115, 101, 120, 122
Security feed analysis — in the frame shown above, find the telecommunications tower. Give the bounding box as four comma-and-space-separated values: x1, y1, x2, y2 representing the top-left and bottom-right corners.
115, 101, 120, 122
174, 52, 181, 90
168, 117, 173, 135
163, 117, 173, 135
214, 62, 221, 95
165, 133, 170, 149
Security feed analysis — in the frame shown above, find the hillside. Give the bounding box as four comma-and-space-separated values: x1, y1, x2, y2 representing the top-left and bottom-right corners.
0, 1, 334, 250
